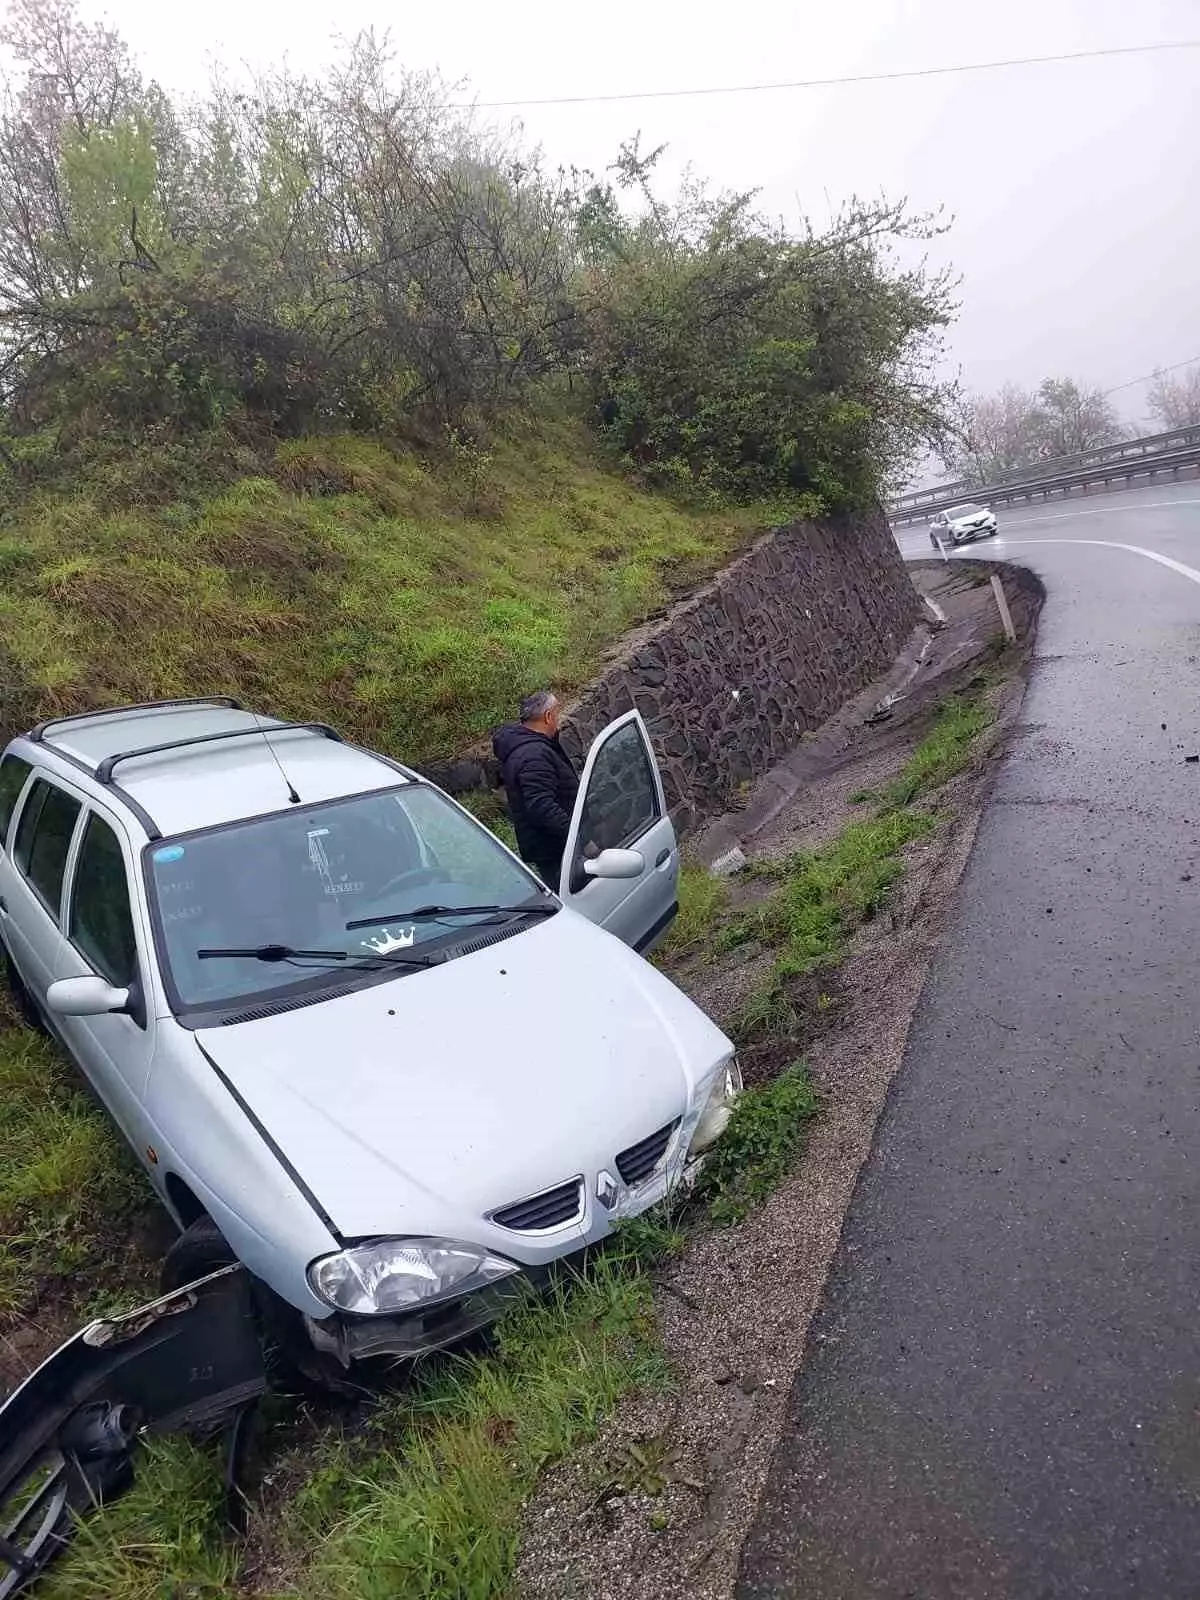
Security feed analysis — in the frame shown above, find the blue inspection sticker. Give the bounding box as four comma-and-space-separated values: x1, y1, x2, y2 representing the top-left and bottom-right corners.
153, 845, 186, 864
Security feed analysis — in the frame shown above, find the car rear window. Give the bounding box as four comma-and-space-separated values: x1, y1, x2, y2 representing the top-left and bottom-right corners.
14, 780, 82, 917
0, 755, 32, 848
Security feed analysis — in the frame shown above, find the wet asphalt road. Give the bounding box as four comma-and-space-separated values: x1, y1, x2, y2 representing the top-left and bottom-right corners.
737, 485, 1200, 1599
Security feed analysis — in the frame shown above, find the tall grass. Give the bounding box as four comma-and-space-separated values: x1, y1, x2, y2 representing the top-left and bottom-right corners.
0, 416, 769, 761
283, 1262, 668, 1600
697, 1064, 819, 1226
877, 693, 992, 810
731, 809, 935, 980
36, 1439, 238, 1600
0, 1019, 151, 1323
657, 863, 731, 960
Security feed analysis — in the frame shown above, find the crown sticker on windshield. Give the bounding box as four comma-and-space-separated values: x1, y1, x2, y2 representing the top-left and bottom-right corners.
361, 927, 416, 955
153, 845, 185, 863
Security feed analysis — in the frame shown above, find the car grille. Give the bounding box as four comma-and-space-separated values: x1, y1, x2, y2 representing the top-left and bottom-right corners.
615, 1119, 680, 1187
492, 1177, 584, 1232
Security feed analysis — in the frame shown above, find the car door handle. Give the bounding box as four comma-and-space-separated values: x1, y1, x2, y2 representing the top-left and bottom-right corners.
655, 849, 671, 868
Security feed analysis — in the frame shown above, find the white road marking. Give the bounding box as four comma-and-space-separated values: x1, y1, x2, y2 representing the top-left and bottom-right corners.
998, 538, 1200, 588
999, 498, 1200, 530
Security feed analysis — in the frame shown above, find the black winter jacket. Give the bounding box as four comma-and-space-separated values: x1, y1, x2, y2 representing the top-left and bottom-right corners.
492, 723, 579, 868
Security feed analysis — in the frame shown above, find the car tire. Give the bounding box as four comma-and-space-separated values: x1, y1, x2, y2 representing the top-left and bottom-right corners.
160, 1215, 236, 1293
160, 1216, 363, 1399
5, 950, 47, 1034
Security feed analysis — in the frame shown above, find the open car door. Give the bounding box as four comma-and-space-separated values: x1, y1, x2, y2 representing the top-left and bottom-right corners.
558, 710, 678, 953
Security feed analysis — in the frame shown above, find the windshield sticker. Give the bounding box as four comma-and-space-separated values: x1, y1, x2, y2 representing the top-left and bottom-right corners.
153, 845, 185, 863
162, 904, 203, 924
361, 927, 416, 955
307, 827, 338, 898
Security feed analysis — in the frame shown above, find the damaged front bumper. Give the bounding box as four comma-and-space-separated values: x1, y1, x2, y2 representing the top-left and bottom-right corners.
302, 1255, 578, 1365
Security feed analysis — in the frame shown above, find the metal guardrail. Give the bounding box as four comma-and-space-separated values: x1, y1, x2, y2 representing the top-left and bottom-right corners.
891, 424, 1200, 517
890, 439, 1200, 528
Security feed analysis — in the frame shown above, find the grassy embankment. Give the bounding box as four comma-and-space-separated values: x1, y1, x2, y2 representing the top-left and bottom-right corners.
0, 415, 772, 762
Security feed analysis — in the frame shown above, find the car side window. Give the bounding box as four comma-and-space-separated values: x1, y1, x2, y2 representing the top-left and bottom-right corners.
69, 813, 138, 988
0, 755, 32, 849
14, 779, 82, 918
576, 722, 661, 859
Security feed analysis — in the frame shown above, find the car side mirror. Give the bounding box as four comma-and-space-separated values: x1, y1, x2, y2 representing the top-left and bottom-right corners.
583, 847, 646, 881
47, 976, 131, 1017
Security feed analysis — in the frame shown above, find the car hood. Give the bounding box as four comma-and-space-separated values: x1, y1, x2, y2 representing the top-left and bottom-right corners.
951, 512, 989, 527
195, 911, 731, 1239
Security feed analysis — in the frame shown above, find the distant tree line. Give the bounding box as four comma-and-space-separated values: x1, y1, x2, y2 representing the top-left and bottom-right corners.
0, 0, 960, 509
940, 377, 1123, 488
1146, 365, 1200, 431
942, 361, 1200, 491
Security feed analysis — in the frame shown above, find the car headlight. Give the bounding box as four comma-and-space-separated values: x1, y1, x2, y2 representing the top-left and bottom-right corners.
308, 1238, 520, 1316
689, 1057, 743, 1155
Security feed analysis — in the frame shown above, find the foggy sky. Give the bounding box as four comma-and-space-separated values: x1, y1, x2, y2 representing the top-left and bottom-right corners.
17, 0, 1200, 426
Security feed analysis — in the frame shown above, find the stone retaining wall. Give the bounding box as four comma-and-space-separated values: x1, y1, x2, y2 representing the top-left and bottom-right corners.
429, 505, 920, 834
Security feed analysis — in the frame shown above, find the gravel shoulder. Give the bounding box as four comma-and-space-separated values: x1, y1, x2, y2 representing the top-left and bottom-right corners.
517, 561, 1044, 1600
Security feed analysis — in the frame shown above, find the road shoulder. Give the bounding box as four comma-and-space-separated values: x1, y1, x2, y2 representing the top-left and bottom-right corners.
517, 562, 1043, 1600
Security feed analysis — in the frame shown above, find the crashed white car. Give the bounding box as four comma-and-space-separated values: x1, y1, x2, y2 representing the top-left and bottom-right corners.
0, 700, 738, 1366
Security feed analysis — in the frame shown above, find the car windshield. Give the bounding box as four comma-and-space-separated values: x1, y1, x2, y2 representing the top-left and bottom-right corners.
948, 503, 984, 517
146, 784, 547, 1011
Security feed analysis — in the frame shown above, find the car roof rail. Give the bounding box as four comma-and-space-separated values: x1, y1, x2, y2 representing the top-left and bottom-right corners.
94, 722, 344, 785
351, 745, 421, 783
29, 697, 244, 743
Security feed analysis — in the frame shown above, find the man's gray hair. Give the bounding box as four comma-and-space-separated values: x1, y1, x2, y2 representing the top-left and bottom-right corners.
520, 689, 558, 723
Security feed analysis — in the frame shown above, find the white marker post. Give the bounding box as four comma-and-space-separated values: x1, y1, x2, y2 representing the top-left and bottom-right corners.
990, 573, 1017, 642
934, 534, 949, 563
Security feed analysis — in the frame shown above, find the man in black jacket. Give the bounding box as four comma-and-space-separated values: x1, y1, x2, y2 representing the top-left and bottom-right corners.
492, 690, 579, 887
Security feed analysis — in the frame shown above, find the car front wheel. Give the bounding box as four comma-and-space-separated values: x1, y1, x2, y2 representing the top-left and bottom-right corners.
160, 1215, 236, 1292
160, 1216, 362, 1397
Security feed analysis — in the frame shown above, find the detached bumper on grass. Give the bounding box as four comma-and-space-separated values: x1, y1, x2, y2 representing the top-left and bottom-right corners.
0, 1266, 266, 1597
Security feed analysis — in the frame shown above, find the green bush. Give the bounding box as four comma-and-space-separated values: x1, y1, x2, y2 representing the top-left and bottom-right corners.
698, 1063, 819, 1226
0, 5, 957, 509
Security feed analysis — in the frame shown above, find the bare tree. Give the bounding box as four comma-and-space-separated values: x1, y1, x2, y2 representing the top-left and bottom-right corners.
1029, 377, 1122, 459
1146, 365, 1200, 430
942, 374, 1126, 484
944, 383, 1039, 485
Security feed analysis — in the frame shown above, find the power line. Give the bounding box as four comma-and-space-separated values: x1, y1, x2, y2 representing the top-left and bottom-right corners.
456, 39, 1200, 111
1104, 354, 1200, 396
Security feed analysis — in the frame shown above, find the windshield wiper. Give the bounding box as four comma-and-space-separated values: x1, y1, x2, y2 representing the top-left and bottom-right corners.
197, 943, 436, 969
345, 901, 557, 933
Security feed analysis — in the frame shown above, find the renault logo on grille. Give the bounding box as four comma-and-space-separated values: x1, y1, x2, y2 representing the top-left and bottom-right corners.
596, 1170, 619, 1210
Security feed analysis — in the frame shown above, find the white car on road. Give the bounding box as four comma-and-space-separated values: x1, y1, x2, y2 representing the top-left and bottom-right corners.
0, 699, 739, 1369
929, 503, 998, 546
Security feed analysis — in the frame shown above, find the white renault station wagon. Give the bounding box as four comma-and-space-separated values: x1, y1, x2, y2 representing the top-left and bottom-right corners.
0, 700, 738, 1366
